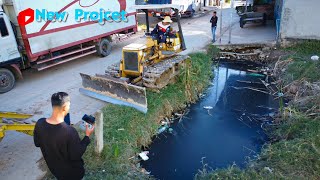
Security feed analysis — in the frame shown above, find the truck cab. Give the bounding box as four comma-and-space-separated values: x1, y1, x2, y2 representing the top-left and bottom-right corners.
0, 6, 22, 93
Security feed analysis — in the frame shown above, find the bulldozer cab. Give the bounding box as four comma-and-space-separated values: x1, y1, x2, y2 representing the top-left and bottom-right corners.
133, 4, 187, 51
119, 5, 187, 78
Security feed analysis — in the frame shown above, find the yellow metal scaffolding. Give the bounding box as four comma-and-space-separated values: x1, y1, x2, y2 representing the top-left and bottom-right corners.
0, 112, 34, 142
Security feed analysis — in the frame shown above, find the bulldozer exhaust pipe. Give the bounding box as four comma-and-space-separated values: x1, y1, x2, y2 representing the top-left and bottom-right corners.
175, 9, 187, 51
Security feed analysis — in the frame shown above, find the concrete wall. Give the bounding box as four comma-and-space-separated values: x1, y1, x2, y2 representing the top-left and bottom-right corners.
280, 0, 320, 40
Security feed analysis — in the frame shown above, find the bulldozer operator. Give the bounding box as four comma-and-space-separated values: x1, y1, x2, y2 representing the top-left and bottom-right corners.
151, 16, 176, 43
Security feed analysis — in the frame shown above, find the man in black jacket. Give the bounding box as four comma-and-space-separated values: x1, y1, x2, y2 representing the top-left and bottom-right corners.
210, 11, 218, 43
34, 92, 94, 180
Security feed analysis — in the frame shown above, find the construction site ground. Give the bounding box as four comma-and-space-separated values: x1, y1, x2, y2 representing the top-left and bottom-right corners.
0, 5, 276, 180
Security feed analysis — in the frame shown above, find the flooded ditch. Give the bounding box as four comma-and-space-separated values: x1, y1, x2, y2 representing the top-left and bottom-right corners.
140, 59, 279, 179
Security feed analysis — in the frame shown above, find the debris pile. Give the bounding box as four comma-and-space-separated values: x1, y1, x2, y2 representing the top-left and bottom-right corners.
283, 79, 320, 99
272, 57, 320, 117
283, 80, 320, 117
218, 45, 271, 62
273, 58, 293, 77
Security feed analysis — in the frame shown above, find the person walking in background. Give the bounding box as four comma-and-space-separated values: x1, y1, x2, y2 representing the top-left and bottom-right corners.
210, 11, 218, 43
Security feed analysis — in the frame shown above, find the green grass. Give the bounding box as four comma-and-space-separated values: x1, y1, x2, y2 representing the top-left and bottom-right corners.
286, 40, 320, 56
195, 41, 320, 179
284, 60, 320, 83
82, 45, 218, 179
282, 40, 320, 83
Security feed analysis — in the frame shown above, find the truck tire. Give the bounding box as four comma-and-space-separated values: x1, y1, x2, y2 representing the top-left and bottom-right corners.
0, 68, 15, 93
96, 38, 112, 57
189, 10, 195, 18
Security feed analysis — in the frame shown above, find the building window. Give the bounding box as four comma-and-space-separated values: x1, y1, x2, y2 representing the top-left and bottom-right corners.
0, 18, 9, 37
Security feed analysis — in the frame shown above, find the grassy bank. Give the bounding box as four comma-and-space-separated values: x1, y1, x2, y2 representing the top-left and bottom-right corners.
82, 46, 218, 179
195, 40, 320, 179
282, 41, 320, 83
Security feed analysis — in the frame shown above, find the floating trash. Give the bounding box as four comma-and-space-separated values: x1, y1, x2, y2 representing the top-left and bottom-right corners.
277, 92, 284, 97
311, 55, 319, 61
157, 125, 168, 134
161, 121, 169, 126
203, 106, 213, 110
168, 128, 178, 136
139, 151, 149, 161
264, 166, 273, 173
248, 73, 265, 77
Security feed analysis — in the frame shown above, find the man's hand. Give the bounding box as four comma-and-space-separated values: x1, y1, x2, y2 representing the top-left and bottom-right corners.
85, 123, 95, 137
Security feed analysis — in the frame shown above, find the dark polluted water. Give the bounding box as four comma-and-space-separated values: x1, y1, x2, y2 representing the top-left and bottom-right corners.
141, 60, 279, 180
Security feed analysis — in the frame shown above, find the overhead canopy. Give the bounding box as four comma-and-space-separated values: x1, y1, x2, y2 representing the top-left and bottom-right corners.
131, 4, 181, 10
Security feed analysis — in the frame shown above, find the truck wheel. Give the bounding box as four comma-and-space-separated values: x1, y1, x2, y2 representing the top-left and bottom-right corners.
97, 38, 112, 57
0, 68, 15, 93
189, 10, 195, 18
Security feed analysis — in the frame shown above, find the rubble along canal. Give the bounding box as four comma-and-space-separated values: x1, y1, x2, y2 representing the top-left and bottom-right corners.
140, 60, 279, 179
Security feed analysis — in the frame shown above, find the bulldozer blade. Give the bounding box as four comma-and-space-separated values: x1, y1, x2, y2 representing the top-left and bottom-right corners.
79, 73, 148, 113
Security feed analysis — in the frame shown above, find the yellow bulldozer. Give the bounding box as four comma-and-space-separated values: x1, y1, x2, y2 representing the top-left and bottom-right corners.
79, 5, 188, 113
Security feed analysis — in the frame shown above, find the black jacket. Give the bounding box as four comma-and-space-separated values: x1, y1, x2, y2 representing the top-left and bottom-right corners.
210, 16, 218, 27
151, 22, 174, 43
34, 118, 90, 180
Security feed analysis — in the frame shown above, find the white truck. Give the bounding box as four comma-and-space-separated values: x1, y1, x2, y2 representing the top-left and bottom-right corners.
0, 0, 137, 93
150, 0, 196, 18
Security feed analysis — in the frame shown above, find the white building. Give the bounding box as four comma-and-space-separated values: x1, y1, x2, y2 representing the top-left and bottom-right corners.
277, 0, 320, 42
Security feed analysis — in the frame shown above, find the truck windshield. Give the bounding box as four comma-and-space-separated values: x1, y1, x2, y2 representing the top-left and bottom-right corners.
0, 18, 9, 37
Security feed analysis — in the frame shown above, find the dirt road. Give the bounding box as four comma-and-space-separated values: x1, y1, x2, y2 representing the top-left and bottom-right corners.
0, 7, 243, 180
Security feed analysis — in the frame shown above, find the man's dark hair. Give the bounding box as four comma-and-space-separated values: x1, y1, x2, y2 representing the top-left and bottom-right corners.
214, 11, 217, 14
51, 92, 70, 107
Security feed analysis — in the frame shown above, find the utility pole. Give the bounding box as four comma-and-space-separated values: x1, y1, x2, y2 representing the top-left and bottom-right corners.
219, 0, 223, 44
228, 0, 234, 44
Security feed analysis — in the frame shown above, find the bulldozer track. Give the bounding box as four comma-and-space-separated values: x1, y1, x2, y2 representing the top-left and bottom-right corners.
142, 55, 189, 89
105, 55, 189, 89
